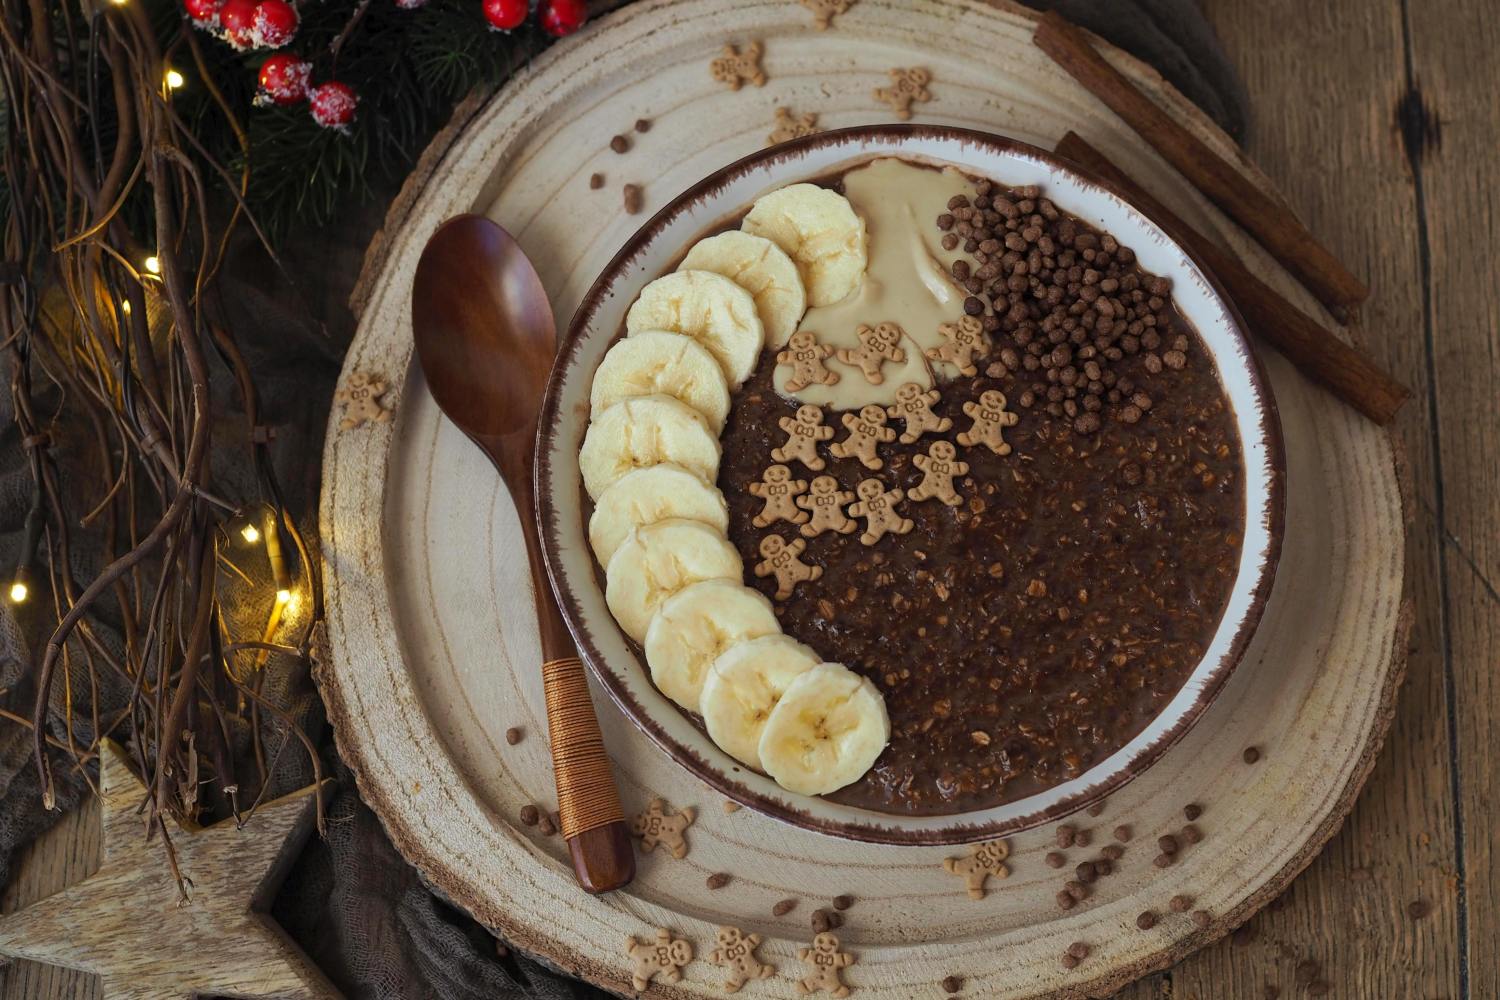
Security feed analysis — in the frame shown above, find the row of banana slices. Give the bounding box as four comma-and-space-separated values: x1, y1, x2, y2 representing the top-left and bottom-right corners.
577, 183, 890, 797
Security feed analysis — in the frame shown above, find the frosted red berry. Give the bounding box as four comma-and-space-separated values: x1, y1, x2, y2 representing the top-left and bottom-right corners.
256, 54, 311, 106
309, 81, 358, 129
217, 0, 258, 47
482, 0, 528, 31
251, 0, 298, 48
539, 0, 587, 36
183, 0, 221, 25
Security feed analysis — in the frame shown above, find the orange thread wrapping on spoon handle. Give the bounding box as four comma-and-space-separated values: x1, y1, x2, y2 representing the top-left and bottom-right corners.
541, 657, 625, 840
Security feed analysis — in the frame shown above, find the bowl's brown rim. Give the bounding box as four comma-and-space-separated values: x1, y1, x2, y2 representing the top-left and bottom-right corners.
535, 123, 1287, 846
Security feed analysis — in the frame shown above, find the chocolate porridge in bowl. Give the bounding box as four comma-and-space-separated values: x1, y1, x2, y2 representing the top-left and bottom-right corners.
546, 129, 1278, 837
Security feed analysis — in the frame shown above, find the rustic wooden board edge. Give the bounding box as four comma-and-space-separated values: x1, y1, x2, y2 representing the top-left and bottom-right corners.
317, 2, 1412, 997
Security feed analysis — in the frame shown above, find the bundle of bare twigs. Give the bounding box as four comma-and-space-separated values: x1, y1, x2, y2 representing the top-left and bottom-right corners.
1, 0, 326, 895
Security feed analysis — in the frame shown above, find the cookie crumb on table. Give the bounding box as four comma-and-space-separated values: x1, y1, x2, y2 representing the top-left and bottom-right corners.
588, 172, 603, 190
609, 134, 630, 154
633, 117, 651, 133
622, 183, 643, 215
504, 726, 523, 745
773, 898, 798, 917
706, 872, 731, 890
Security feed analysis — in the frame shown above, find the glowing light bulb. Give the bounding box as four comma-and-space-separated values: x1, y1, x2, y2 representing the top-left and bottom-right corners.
165, 69, 184, 90
144, 255, 161, 274
8, 581, 27, 604
241, 524, 261, 543
276, 588, 292, 605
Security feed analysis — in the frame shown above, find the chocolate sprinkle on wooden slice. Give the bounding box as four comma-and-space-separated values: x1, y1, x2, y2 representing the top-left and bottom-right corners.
1102, 844, 1124, 861
1169, 894, 1192, 912
706, 873, 731, 890
1060, 953, 1079, 969
519, 804, 539, 826
505, 726, 523, 745
1087, 801, 1106, 817
1136, 910, 1157, 929
622, 184, 643, 215
1243, 745, 1262, 764
1055, 890, 1076, 910
722, 800, 741, 814
1045, 851, 1066, 868
1153, 853, 1173, 869
1055, 824, 1077, 848
1158, 834, 1179, 855
634, 118, 651, 133
1182, 823, 1204, 844
941, 974, 964, 993
1191, 909, 1212, 928
1184, 802, 1203, 821
588, 172, 604, 190
609, 134, 631, 153
1066, 941, 1090, 959
772, 898, 798, 917
1113, 825, 1131, 842
832, 894, 854, 911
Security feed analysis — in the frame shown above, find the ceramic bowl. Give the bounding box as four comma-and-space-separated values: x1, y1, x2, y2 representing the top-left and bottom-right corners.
537, 125, 1284, 845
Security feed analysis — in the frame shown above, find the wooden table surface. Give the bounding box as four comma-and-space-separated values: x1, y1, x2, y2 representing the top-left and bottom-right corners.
3, 1, 1493, 997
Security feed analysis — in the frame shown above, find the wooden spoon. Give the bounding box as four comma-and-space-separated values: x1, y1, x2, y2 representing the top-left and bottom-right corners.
411, 215, 635, 894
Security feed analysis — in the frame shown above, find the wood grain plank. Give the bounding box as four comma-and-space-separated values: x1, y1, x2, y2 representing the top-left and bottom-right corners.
0, 797, 102, 999
1404, 2, 1500, 997
1167, 0, 1463, 996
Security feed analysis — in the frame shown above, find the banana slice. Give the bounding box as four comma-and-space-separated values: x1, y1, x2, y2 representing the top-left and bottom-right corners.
590, 331, 731, 433
604, 519, 743, 643
741, 183, 868, 308
578, 395, 721, 500
757, 662, 890, 796
701, 634, 820, 770
624, 270, 765, 387
644, 580, 780, 714
588, 464, 729, 567
679, 231, 807, 346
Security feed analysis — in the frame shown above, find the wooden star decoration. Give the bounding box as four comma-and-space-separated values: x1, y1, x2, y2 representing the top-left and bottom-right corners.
0, 741, 341, 999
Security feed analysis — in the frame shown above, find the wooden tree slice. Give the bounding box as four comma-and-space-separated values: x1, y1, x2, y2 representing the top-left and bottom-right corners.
317, 2, 1408, 997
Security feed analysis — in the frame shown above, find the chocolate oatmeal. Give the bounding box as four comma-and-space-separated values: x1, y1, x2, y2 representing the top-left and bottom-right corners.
712, 173, 1243, 815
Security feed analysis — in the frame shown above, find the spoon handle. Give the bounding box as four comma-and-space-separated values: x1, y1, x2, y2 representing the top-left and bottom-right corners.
540, 655, 636, 893
513, 470, 635, 894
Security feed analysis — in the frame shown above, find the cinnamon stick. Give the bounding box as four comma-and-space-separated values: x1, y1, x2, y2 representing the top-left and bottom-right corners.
1054, 130, 1409, 425
1034, 12, 1369, 318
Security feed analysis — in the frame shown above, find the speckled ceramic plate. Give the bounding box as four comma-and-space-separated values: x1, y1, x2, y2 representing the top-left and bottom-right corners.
535, 125, 1286, 845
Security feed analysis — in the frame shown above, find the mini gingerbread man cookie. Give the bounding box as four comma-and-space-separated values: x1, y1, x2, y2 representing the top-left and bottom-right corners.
943, 839, 1011, 900
828, 405, 896, 470
755, 534, 823, 601
957, 389, 1020, 455
625, 928, 693, 991
773, 404, 834, 471
335, 371, 391, 430
778, 330, 841, 393
796, 476, 857, 539
631, 798, 695, 859
710, 41, 766, 91
769, 106, 821, 145
797, 933, 855, 997
847, 479, 912, 546
710, 926, 776, 993
749, 464, 810, 528
885, 383, 953, 444
799, 0, 855, 30
873, 66, 932, 120
925, 315, 990, 376
836, 322, 906, 384
908, 440, 969, 507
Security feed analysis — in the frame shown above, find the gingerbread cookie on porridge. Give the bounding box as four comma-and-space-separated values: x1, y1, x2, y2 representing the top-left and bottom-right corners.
886, 382, 953, 443
836, 322, 906, 384
778, 330, 841, 393
909, 440, 968, 506
749, 464, 810, 528
773, 404, 834, 471
829, 405, 896, 470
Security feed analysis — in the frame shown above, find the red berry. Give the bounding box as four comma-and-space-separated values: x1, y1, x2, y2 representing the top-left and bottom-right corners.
256, 54, 311, 106
482, 0, 527, 31
251, 0, 298, 48
183, 0, 220, 25
309, 81, 357, 129
539, 0, 586, 36
218, 0, 257, 46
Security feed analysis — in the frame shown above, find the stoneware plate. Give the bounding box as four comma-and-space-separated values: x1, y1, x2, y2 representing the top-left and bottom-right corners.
536, 125, 1286, 845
